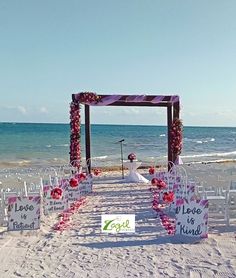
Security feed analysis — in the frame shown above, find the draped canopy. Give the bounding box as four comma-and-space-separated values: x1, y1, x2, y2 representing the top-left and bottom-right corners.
70, 92, 181, 172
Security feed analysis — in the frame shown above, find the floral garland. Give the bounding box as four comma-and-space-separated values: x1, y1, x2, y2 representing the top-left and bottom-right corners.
70, 93, 101, 169
170, 118, 183, 156
151, 178, 167, 190
78, 92, 101, 104
152, 191, 176, 235
53, 198, 86, 232
70, 101, 81, 168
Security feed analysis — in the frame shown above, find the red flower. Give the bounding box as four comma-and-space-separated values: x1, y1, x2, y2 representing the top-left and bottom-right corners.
78, 172, 87, 182
78, 92, 101, 103
163, 191, 175, 203
151, 178, 167, 190
69, 177, 79, 187
93, 168, 101, 176
51, 187, 63, 200
128, 153, 136, 162
149, 167, 155, 175
171, 119, 183, 156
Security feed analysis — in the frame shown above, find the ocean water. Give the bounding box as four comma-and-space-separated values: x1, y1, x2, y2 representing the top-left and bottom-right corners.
0, 122, 235, 168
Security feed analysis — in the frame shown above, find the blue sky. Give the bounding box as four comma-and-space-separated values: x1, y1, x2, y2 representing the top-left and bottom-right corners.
0, 0, 235, 126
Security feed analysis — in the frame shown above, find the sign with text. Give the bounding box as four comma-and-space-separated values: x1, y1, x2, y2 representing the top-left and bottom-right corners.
175, 199, 208, 238
43, 186, 68, 215
169, 182, 196, 213
101, 214, 135, 233
66, 185, 81, 204
79, 178, 93, 196
8, 196, 41, 231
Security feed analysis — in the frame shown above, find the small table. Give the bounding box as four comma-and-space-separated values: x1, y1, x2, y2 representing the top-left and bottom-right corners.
124, 161, 149, 184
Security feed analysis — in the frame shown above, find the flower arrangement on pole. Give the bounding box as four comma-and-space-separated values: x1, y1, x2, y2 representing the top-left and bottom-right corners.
171, 118, 183, 158
70, 101, 81, 168
70, 93, 101, 170
128, 153, 136, 162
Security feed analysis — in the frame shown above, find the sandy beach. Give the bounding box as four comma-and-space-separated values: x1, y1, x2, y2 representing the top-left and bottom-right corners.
0, 164, 236, 278
1, 0, 236, 276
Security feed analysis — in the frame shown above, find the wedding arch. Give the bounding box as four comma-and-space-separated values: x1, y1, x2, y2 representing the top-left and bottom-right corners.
70, 93, 182, 173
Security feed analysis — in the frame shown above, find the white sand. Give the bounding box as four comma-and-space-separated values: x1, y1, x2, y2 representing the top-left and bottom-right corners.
0, 169, 236, 278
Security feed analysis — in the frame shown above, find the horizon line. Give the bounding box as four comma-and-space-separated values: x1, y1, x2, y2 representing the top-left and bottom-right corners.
0, 121, 235, 128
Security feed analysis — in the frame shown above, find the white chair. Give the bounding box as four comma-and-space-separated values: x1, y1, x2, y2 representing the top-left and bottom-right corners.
207, 191, 229, 226
0, 190, 5, 226
0, 191, 19, 227
230, 180, 236, 190
228, 190, 236, 222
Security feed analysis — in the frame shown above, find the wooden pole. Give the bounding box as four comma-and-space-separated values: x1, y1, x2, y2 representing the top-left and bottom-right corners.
85, 105, 91, 174
119, 139, 125, 179
173, 101, 180, 163
173, 100, 180, 119
167, 104, 173, 170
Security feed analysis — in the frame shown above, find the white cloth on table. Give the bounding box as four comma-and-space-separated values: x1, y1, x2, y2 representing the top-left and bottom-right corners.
124, 161, 149, 183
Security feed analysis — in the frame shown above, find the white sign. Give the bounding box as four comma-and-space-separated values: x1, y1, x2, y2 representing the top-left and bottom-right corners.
101, 214, 135, 233
66, 186, 81, 203
79, 178, 93, 196
8, 196, 41, 231
43, 186, 68, 215
169, 182, 196, 213
175, 199, 208, 238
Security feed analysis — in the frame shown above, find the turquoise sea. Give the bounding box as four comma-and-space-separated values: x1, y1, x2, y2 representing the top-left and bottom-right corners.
0, 122, 236, 168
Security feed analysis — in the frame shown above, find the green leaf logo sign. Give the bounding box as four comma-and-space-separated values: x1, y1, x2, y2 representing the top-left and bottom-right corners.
101, 214, 135, 233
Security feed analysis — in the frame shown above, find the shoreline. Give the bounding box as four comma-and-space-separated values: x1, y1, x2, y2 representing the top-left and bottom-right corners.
0, 159, 236, 172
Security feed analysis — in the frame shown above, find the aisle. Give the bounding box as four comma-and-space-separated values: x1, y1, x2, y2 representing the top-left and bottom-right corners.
9, 176, 166, 278
0, 174, 235, 278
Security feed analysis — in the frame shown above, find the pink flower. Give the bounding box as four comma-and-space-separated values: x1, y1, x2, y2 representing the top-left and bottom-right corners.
149, 167, 155, 175
93, 168, 101, 176
51, 187, 63, 200
69, 177, 79, 188
151, 178, 167, 190
163, 191, 175, 203
8, 197, 17, 204
176, 198, 184, 206
128, 153, 136, 162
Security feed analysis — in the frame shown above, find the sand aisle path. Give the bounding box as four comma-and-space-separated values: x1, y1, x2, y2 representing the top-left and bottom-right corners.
0, 175, 235, 277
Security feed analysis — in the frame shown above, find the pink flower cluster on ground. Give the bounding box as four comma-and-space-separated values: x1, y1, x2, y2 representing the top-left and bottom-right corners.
53, 198, 86, 232
152, 192, 176, 235
69, 173, 87, 188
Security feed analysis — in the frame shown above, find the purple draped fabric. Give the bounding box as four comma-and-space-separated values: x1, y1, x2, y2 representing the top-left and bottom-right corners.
73, 93, 179, 106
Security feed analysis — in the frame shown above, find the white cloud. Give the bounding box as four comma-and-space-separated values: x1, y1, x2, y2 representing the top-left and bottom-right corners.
17, 105, 27, 114
39, 106, 48, 114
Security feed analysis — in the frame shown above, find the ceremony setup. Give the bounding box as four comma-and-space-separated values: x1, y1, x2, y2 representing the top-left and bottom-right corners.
0, 93, 235, 277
